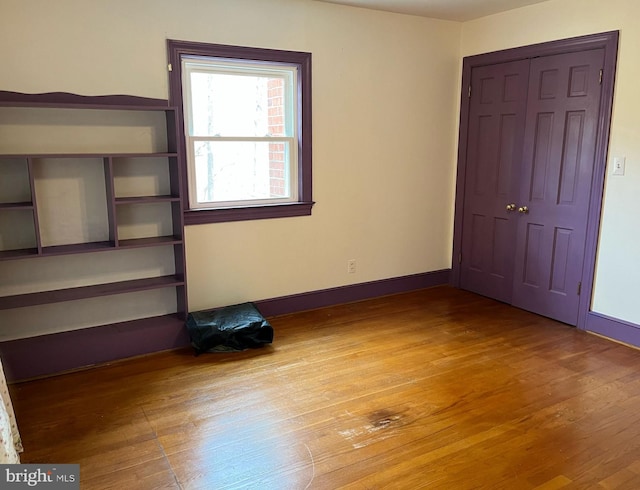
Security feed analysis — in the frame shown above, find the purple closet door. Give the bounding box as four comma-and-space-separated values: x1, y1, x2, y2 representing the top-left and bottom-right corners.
460, 59, 530, 303
511, 49, 604, 325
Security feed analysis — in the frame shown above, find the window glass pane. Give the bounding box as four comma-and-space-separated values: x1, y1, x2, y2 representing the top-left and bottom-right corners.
189, 73, 289, 137
193, 141, 292, 203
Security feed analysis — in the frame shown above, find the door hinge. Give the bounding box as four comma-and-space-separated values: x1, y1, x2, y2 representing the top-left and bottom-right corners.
599, 69, 603, 84
577, 281, 582, 296
459, 253, 462, 264
468, 85, 472, 98
168, 63, 173, 72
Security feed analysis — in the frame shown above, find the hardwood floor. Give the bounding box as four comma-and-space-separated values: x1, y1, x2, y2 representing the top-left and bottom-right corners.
10, 286, 640, 489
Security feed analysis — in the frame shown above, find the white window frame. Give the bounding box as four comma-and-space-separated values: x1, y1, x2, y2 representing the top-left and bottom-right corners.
181, 58, 299, 210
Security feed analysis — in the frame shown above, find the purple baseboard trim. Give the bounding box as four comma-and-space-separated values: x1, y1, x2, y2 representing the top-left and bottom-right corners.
585, 311, 640, 348
255, 269, 451, 317
0, 269, 450, 382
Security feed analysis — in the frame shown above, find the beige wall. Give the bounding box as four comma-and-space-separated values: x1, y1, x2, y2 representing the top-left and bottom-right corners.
462, 0, 640, 324
0, 0, 461, 338
5, 0, 632, 341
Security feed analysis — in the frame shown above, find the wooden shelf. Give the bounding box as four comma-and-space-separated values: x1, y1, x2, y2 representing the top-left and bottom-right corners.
0, 202, 33, 210
118, 236, 183, 248
0, 275, 185, 310
41, 241, 115, 256
0, 248, 39, 260
111, 153, 178, 159
115, 195, 181, 205
110, 313, 187, 329
0, 153, 178, 159
0, 91, 172, 111
0, 90, 187, 351
0, 236, 183, 261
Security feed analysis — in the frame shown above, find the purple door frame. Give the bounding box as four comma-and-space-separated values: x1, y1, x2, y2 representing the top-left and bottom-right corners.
451, 31, 619, 330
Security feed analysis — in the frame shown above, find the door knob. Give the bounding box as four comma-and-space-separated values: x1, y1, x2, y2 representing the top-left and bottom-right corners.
506, 203, 516, 212
518, 206, 529, 214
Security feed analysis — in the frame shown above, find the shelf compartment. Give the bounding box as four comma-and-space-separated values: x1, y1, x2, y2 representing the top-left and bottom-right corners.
32, 157, 110, 248
115, 195, 181, 205
111, 155, 177, 200
1, 108, 173, 155
115, 202, 176, 241
0, 157, 32, 204
0, 208, 39, 255
0, 288, 181, 344
0, 275, 185, 310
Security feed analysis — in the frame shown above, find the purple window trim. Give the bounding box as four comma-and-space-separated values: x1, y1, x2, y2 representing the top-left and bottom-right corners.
166, 39, 313, 224
184, 201, 315, 225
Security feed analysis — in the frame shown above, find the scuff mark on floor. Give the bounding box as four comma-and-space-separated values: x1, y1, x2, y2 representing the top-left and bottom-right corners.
338, 409, 408, 449
303, 443, 315, 490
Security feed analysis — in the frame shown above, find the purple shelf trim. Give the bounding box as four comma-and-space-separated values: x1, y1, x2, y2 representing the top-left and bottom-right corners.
0, 275, 185, 310
42, 241, 115, 255
115, 195, 181, 204
0, 153, 178, 159
0, 314, 189, 382
0, 248, 38, 260
1, 237, 183, 259
0, 91, 171, 110
0, 202, 33, 209
118, 236, 183, 248
110, 153, 179, 159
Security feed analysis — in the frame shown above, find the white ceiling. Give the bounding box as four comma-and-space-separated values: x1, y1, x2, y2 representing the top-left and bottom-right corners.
315, 0, 552, 21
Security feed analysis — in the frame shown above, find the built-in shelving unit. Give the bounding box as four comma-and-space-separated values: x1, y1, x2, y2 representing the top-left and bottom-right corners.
0, 91, 187, 350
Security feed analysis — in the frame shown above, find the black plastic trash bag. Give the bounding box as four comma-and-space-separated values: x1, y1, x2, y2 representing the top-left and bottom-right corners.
186, 302, 274, 354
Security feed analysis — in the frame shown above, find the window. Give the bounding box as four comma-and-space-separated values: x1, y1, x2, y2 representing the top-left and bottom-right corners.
183, 60, 297, 208
167, 40, 313, 224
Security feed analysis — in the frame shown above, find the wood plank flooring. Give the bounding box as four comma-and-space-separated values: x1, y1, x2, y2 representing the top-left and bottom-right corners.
10, 286, 640, 489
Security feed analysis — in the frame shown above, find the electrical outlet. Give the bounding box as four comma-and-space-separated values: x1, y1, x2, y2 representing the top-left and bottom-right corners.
347, 259, 356, 274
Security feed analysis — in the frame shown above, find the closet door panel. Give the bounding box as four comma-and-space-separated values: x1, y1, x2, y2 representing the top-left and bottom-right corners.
511, 49, 604, 325
459, 59, 530, 303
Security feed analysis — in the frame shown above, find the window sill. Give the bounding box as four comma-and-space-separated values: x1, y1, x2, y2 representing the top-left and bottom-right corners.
184, 201, 315, 225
